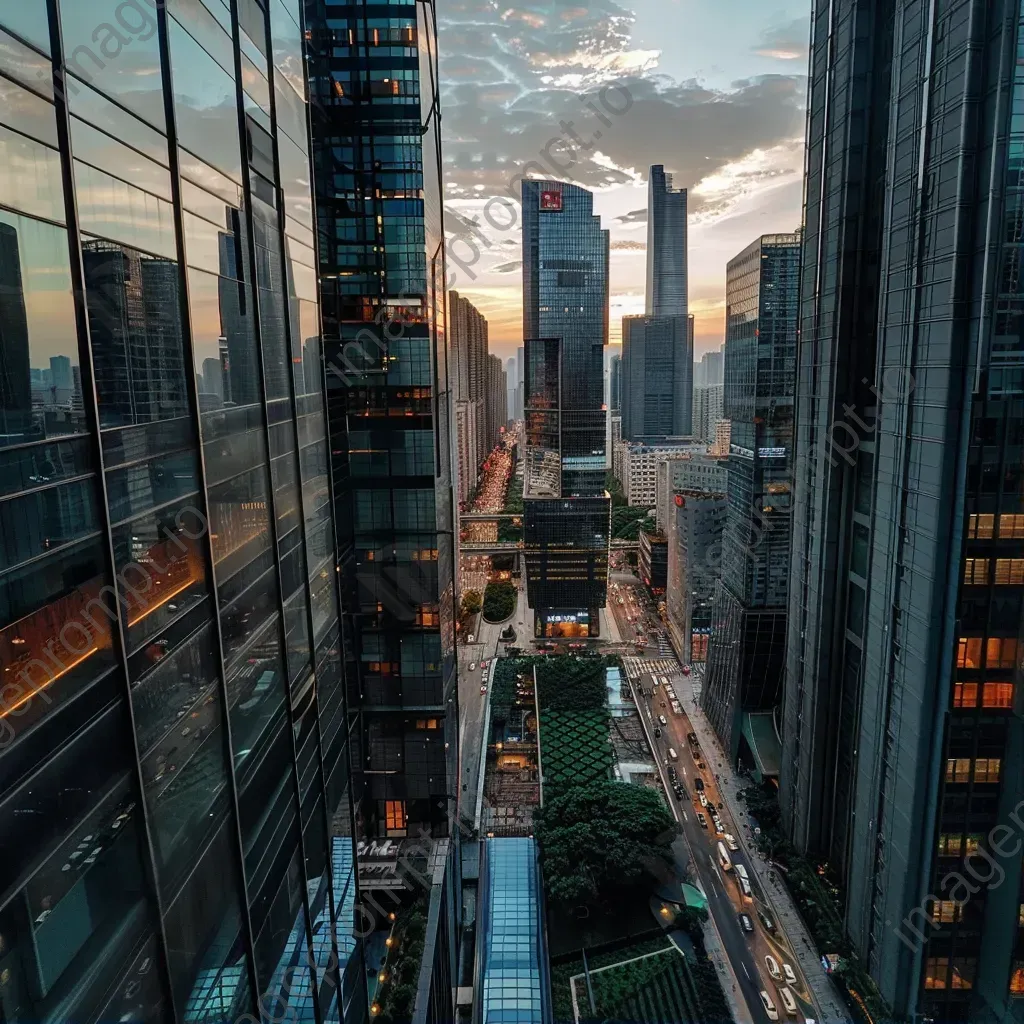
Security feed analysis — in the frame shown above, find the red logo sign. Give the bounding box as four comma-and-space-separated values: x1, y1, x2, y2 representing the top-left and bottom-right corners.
540, 189, 562, 211
674, 494, 685, 508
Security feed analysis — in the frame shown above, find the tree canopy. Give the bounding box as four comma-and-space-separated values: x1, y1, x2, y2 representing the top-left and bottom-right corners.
534, 781, 676, 904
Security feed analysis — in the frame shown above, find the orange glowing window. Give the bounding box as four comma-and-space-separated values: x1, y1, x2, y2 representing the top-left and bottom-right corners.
969, 514, 995, 539
385, 800, 406, 831
953, 682, 978, 708
957, 637, 982, 668
963, 558, 989, 585
987, 637, 1019, 668
1012, 963, 1024, 995
982, 681, 1014, 708
1000, 514, 1024, 538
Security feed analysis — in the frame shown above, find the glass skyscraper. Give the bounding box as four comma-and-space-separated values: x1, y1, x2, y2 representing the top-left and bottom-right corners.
620, 165, 692, 443
702, 233, 799, 756
782, 0, 1024, 1018
521, 180, 611, 638
0, 0, 366, 1021
305, 0, 460, 1015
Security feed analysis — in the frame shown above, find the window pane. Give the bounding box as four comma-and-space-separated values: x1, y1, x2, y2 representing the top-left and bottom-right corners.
82, 241, 190, 427
0, 2, 51, 53
168, 16, 243, 183
0, 123, 65, 222
60, 2, 165, 129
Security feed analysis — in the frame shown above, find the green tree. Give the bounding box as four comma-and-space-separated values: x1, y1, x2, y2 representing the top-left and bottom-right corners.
461, 589, 482, 615
483, 581, 516, 621
535, 781, 676, 904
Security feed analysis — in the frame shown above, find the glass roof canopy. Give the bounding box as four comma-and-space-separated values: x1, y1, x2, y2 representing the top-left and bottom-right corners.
481, 838, 550, 1024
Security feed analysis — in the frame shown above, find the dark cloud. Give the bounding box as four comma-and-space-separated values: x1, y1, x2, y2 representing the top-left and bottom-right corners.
617, 208, 648, 224
753, 18, 809, 60
438, 0, 806, 205
491, 260, 524, 273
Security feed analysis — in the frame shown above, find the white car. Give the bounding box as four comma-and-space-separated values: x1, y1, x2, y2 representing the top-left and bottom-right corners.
699, 792, 708, 808
469, 662, 476, 671
778, 986, 798, 1017
760, 991, 779, 1021
658, 714, 667, 726
725, 833, 740, 852
783, 963, 797, 986
765, 955, 782, 981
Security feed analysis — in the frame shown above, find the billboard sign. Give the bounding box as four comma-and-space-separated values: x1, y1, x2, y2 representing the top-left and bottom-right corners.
539, 189, 562, 211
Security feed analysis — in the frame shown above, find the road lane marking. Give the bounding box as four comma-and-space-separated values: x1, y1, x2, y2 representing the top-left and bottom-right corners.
742, 964, 751, 981
682, 810, 688, 822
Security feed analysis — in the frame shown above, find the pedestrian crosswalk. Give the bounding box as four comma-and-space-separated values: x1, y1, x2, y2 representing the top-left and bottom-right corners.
621, 656, 680, 680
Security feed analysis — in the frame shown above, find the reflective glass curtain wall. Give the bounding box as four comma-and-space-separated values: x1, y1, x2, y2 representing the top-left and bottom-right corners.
0, 1, 366, 1021
702, 233, 799, 756
521, 180, 611, 637
304, 0, 458, 854
782, 0, 1024, 1018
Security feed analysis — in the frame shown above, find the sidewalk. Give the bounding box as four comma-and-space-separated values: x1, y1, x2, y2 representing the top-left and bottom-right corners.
683, 684, 852, 1024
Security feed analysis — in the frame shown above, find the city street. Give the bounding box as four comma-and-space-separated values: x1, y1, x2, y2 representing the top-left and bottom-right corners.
610, 579, 821, 1024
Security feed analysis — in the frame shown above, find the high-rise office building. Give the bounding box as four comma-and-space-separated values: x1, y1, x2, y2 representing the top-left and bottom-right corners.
487, 352, 507, 451
516, 344, 525, 419
522, 180, 611, 638
0, 220, 31, 441
702, 233, 799, 757
620, 315, 693, 440
667, 489, 727, 664
505, 355, 516, 429
646, 164, 687, 318
693, 346, 724, 390
620, 165, 692, 442
609, 350, 622, 413
307, 0, 460, 1013
0, 2, 366, 1021
782, 3, 1024, 1018
450, 289, 489, 475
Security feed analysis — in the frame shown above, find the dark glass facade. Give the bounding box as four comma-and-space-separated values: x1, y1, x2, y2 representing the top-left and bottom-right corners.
620, 314, 692, 441
521, 180, 611, 637
782, 0, 1024, 1018
702, 233, 799, 755
621, 164, 692, 443
305, 0, 460, 1016
0, 1, 366, 1021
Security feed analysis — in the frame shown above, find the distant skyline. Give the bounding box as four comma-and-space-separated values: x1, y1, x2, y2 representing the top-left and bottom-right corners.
438, 0, 809, 362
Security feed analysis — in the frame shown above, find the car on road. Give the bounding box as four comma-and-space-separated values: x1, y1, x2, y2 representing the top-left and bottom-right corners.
765, 955, 782, 981
667, 766, 678, 781
725, 833, 739, 852
760, 991, 779, 1021
480, 684, 487, 694
654, 728, 662, 738
469, 662, 476, 671
738, 913, 754, 934
693, 777, 704, 792
658, 714, 667, 726
712, 816, 725, 835
674, 784, 687, 800
696, 812, 708, 829
778, 986, 798, 1017
481, 660, 488, 668
698, 792, 708, 808
758, 909, 777, 933
783, 963, 797, 986
739, 876, 753, 900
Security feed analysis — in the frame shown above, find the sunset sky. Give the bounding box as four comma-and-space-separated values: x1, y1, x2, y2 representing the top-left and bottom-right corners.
437, 0, 810, 363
